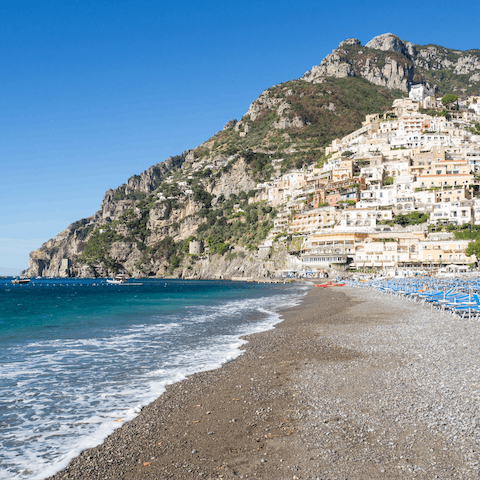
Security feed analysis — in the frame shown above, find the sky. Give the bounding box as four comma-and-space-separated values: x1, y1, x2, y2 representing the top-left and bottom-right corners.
1, 0, 479, 274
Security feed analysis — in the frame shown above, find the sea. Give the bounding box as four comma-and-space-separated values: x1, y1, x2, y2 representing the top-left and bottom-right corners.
0, 277, 309, 480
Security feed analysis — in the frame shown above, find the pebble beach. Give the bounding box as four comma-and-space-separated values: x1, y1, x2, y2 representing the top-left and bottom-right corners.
46, 285, 480, 479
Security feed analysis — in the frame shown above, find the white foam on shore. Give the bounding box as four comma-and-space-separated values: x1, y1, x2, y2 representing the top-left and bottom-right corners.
0, 284, 309, 480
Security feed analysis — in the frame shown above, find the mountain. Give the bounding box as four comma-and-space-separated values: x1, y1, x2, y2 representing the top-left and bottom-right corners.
25, 33, 480, 279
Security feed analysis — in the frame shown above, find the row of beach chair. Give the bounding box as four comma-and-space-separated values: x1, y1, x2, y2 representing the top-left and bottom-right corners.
349, 278, 480, 320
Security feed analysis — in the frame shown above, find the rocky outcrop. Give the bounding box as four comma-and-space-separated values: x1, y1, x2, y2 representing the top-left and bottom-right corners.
26, 154, 187, 278
302, 32, 480, 95
365, 33, 417, 58
273, 115, 307, 129
223, 119, 237, 130
302, 52, 355, 81
359, 55, 414, 91
244, 89, 283, 121
338, 38, 361, 48
210, 158, 256, 198
302, 34, 415, 92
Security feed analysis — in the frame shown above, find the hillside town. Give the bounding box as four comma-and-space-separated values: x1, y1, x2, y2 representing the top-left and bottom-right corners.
254, 87, 480, 274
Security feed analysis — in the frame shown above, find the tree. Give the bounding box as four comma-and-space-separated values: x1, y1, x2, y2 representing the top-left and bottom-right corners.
206, 234, 229, 255
393, 212, 429, 227
465, 238, 480, 261
383, 176, 393, 186
441, 94, 458, 109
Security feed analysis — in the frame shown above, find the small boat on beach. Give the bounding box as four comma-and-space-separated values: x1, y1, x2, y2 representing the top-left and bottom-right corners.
315, 282, 345, 288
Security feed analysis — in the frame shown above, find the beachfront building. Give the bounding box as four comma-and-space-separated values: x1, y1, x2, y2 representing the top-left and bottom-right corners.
418, 239, 474, 266
300, 230, 473, 270
300, 232, 366, 268
352, 232, 423, 269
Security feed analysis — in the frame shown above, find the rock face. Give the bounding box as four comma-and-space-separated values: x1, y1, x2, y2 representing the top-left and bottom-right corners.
338, 38, 361, 48
244, 89, 283, 121
223, 119, 237, 130
210, 158, 256, 198
27, 154, 186, 278
25, 151, 267, 279
301, 36, 414, 91
302, 33, 480, 95
365, 33, 417, 58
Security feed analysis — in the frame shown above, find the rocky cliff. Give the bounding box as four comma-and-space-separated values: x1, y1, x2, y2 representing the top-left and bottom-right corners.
302, 33, 480, 95
26, 149, 280, 279
25, 33, 480, 279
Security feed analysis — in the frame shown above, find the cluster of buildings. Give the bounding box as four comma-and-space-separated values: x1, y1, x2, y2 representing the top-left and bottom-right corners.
257, 88, 480, 272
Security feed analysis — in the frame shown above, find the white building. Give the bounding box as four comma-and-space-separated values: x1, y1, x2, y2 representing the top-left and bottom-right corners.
430, 201, 472, 225
409, 84, 434, 102
337, 208, 393, 231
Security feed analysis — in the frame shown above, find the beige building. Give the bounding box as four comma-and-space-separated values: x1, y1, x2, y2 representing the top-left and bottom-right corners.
411, 146, 446, 166
302, 232, 367, 267
289, 207, 339, 234
419, 239, 474, 265
332, 159, 354, 181
339, 208, 393, 230
353, 233, 422, 269
412, 159, 473, 189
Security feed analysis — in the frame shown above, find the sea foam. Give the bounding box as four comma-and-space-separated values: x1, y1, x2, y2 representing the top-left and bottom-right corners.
0, 280, 307, 479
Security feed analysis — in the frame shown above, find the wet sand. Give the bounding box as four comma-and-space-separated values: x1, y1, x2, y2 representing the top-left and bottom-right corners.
47, 286, 478, 479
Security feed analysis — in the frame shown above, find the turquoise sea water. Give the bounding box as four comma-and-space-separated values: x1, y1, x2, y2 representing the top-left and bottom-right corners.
0, 278, 308, 479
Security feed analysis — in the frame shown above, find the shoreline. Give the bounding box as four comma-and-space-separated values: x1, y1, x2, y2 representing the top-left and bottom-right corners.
46, 286, 479, 479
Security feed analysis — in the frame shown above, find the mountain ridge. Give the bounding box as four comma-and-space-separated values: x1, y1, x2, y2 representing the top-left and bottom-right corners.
302, 33, 480, 95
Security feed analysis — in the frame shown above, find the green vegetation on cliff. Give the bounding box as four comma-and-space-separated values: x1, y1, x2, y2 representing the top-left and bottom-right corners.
134, 191, 275, 275
204, 77, 403, 177
78, 226, 125, 270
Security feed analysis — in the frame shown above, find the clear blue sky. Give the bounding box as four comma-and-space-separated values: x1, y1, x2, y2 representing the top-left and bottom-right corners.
1, 0, 479, 273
